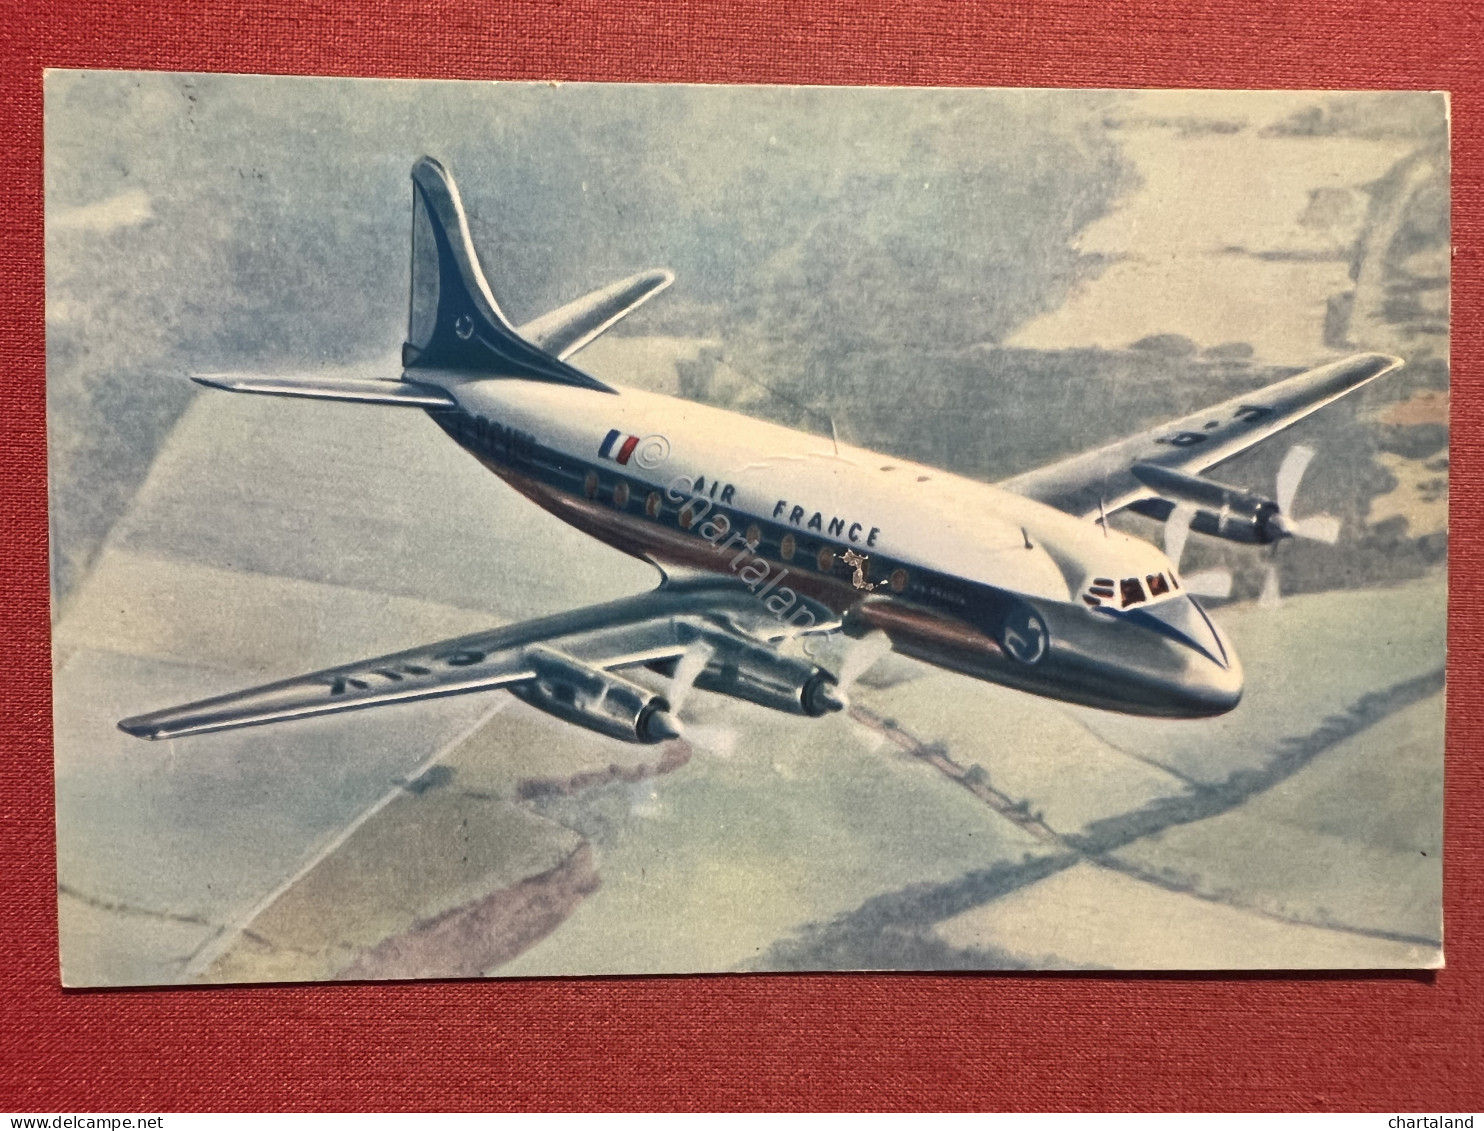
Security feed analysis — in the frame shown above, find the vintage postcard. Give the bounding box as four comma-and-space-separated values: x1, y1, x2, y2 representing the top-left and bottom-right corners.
47, 73, 1448, 984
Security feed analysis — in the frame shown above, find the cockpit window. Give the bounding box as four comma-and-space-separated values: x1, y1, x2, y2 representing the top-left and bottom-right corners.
1085, 573, 1176, 609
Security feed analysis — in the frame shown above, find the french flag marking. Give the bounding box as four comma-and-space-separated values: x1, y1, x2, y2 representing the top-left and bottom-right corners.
599, 429, 640, 465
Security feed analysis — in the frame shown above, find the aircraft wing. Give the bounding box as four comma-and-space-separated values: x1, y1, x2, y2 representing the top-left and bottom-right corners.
517, 269, 675, 360
998, 353, 1403, 519
118, 578, 834, 741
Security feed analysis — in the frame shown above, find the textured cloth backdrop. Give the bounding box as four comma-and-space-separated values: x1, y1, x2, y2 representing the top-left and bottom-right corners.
2, 0, 1480, 1111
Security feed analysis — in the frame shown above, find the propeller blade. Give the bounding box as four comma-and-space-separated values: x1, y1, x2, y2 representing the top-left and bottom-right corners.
629, 782, 665, 818
1182, 568, 1233, 599
1258, 563, 1283, 608
682, 722, 738, 760
836, 630, 894, 691
668, 641, 715, 716
1275, 445, 1316, 516
850, 716, 893, 754
1164, 502, 1197, 572
1293, 513, 1342, 544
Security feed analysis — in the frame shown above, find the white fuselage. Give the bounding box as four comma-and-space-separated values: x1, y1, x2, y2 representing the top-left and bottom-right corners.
417, 371, 1244, 718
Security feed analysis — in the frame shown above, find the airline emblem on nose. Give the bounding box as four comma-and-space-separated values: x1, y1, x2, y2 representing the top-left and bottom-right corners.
1000, 606, 1049, 665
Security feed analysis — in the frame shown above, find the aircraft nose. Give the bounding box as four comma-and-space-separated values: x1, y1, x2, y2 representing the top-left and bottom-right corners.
1184, 639, 1244, 715
1135, 596, 1233, 669
1122, 596, 1244, 716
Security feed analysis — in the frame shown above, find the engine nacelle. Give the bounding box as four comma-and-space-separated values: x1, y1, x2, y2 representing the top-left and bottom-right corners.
666, 633, 846, 717
509, 648, 681, 744
1129, 463, 1283, 545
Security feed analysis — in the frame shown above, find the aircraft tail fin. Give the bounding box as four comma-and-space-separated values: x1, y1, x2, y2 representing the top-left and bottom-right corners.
402, 157, 614, 392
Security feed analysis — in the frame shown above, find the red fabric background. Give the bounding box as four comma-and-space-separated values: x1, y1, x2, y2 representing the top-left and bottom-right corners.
2, 0, 1479, 1111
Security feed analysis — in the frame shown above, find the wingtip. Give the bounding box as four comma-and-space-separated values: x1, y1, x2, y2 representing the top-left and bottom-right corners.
117, 716, 161, 740
1354, 351, 1406, 374
639, 268, 676, 300
620, 267, 675, 294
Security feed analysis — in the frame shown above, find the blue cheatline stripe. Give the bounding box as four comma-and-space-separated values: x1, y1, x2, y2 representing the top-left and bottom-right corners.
599, 428, 622, 459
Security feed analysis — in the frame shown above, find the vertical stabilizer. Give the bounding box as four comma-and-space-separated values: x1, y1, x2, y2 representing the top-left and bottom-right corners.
402, 157, 612, 391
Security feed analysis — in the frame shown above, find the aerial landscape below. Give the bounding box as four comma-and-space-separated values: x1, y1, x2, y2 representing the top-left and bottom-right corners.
47, 74, 1447, 983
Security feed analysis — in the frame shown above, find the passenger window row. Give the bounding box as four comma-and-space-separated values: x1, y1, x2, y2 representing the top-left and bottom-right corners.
582, 470, 909, 593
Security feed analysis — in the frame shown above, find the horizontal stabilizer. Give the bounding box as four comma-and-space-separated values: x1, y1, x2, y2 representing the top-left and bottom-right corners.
193, 373, 456, 408
518, 269, 675, 360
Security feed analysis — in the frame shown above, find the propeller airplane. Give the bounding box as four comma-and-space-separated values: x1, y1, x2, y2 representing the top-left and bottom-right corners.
119, 157, 1403, 746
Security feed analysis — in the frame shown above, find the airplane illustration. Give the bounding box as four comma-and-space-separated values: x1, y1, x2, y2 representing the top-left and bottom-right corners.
119, 157, 1403, 744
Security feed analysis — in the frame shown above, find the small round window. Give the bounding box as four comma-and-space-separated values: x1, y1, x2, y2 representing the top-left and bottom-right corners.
817, 547, 835, 572
646, 492, 661, 518
613, 481, 630, 507
746, 524, 761, 550
583, 472, 598, 499
890, 568, 908, 593
780, 534, 796, 561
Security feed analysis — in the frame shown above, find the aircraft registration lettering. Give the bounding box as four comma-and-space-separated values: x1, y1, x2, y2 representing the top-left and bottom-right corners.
318, 640, 522, 697
469, 414, 537, 463
1155, 431, 1209, 448
1155, 402, 1277, 446
772, 499, 880, 546
320, 660, 436, 696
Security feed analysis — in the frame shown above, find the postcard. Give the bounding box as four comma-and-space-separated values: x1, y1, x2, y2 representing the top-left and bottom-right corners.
47, 73, 1448, 984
